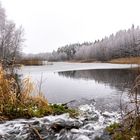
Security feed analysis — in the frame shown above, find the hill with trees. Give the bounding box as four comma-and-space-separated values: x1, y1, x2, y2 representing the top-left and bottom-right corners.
36, 25, 140, 62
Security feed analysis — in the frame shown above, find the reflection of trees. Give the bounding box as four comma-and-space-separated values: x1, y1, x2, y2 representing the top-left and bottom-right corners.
58, 69, 139, 91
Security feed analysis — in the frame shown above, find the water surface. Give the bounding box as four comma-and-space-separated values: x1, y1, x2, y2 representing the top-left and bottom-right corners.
20, 62, 139, 111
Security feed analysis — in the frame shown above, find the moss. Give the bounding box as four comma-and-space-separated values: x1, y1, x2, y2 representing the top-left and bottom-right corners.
2, 103, 78, 120
106, 122, 121, 134
50, 104, 78, 118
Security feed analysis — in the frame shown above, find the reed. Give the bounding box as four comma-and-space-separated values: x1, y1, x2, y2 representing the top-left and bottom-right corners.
16, 59, 44, 66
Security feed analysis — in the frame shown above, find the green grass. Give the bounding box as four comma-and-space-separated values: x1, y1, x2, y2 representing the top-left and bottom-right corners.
50, 104, 78, 117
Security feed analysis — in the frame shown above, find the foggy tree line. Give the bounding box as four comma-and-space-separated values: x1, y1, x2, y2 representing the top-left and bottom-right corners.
49, 42, 93, 61
0, 3, 24, 66
44, 25, 140, 61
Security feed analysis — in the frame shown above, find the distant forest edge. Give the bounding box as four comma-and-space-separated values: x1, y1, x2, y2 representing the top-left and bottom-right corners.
23, 25, 140, 64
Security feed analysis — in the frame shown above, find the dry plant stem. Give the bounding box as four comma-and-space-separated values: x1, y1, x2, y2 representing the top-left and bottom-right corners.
129, 74, 140, 138
29, 124, 43, 140
0, 65, 51, 119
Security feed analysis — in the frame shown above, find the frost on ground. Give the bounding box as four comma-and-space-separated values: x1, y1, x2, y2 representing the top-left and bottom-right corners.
0, 98, 121, 140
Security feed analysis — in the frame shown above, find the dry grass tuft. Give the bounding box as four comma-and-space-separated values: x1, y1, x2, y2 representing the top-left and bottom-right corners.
0, 65, 77, 120
0, 66, 52, 119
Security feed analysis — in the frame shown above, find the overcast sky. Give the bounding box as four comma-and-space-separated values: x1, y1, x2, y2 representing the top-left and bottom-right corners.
1, 0, 140, 53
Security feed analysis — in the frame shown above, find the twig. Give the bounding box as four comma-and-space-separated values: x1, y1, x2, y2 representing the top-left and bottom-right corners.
29, 124, 43, 140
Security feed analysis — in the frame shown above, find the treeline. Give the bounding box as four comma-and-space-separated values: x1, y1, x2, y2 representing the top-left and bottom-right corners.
0, 3, 24, 67
50, 25, 140, 61
29, 25, 140, 62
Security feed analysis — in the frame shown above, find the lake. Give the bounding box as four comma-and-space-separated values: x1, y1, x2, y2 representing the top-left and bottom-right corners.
1, 62, 139, 140
20, 62, 139, 112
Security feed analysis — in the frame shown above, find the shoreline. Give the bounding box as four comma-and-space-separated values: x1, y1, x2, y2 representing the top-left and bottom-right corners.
66, 57, 140, 64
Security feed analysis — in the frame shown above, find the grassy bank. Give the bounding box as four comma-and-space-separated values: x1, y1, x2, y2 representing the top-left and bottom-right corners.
109, 57, 140, 64
0, 66, 77, 120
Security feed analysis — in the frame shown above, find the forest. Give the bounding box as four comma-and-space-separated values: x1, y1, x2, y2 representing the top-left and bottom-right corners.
24, 25, 140, 63
48, 25, 140, 61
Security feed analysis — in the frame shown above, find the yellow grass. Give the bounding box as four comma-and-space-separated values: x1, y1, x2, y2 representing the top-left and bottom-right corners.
0, 66, 77, 120
16, 59, 43, 66
109, 57, 140, 64
0, 66, 52, 119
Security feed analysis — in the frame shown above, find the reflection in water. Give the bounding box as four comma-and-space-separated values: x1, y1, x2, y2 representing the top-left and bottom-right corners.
21, 66, 140, 111
58, 69, 139, 92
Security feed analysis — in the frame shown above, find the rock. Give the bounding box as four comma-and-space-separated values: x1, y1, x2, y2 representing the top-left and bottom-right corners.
76, 135, 90, 140
50, 119, 83, 132
84, 114, 99, 122
82, 123, 94, 131
97, 131, 111, 140
44, 135, 57, 140
65, 120, 83, 129
66, 98, 95, 109
41, 118, 50, 123
58, 129, 72, 140
31, 120, 40, 125
0, 99, 120, 140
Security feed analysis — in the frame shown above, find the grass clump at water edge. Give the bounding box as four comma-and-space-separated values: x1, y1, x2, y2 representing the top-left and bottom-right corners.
0, 66, 77, 120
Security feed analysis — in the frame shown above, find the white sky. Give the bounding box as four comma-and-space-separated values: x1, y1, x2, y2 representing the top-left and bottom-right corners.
1, 0, 140, 53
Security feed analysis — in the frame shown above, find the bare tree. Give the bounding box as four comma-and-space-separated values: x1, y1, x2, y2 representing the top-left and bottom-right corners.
0, 4, 24, 67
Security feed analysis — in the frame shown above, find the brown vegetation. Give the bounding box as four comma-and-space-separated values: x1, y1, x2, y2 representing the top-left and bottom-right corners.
106, 73, 140, 140
16, 59, 44, 66
0, 66, 77, 120
109, 57, 140, 64
0, 66, 52, 119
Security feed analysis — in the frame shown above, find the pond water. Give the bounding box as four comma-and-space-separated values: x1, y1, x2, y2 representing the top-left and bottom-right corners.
20, 62, 139, 112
